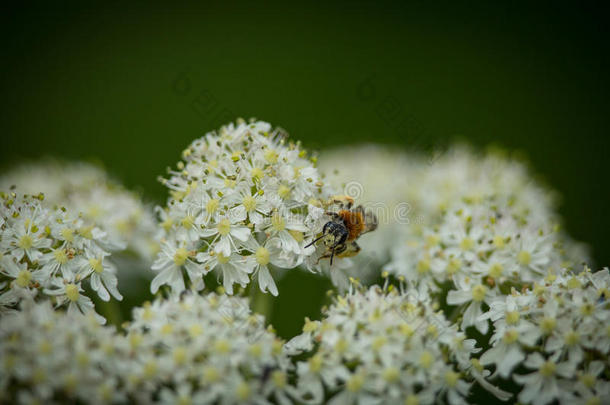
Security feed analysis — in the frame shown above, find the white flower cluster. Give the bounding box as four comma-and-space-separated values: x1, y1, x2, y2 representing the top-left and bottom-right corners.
319, 144, 608, 404
0, 293, 294, 404
286, 283, 510, 405
480, 267, 610, 405
0, 300, 129, 404
321, 145, 588, 330
0, 160, 158, 263
153, 119, 333, 296
383, 147, 588, 335
0, 192, 121, 319
125, 293, 293, 404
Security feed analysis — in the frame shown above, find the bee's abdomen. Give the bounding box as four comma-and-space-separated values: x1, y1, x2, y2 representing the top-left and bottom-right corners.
338, 210, 364, 241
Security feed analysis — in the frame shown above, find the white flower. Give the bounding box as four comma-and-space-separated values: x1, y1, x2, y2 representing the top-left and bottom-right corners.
43, 277, 104, 323
513, 353, 576, 405
447, 276, 496, 334
0, 160, 158, 264
4, 205, 51, 262
323, 145, 590, 300
151, 240, 200, 294
242, 237, 288, 296
200, 212, 251, 257
124, 292, 294, 404
0, 192, 122, 319
288, 282, 508, 404
78, 251, 122, 302
153, 119, 335, 295
480, 268, 610, 404
196, 250, 253, 295
0, 300, 130, 404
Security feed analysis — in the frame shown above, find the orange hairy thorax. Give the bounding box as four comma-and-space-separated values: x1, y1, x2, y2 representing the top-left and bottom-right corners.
338, 210, 364, 241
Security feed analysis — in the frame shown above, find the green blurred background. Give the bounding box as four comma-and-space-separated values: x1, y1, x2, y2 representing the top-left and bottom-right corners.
2, 1, 609, 338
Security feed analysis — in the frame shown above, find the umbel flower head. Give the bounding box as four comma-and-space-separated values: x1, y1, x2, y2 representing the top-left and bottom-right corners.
0, 299, 130, 404
320, 145, 588, 274
321, 144, 588, 332
0, 160, 158, 263
286, 281, 510, 405
0, 191, 122, 320
153, 119, 335, 296
0, 293, 295, 405
125, 292, 294, 404
479, 267, 610, 405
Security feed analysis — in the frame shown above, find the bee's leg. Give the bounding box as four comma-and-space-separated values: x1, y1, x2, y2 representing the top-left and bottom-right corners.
316, 242, 345, 265
336, 241, 361, 258
330, 243, 348, 265
316, 250, 332, 264
334, 243, 348, 255
325, 212, 341, 219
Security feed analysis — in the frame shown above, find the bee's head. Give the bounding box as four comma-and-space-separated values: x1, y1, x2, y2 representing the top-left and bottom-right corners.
304, 218, 349, 251
322, 220, 348, 248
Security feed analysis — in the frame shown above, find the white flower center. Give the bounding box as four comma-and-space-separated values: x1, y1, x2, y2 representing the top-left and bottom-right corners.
540, 317, 556, 334
272, 371, 287, 388
471, 284, 487, 302
54, 249, 68, 264
506, 310, 520, 324
460, 237, 474, 251
89, 258, 103, 273
16, 269, 32, 287
518, 250, 531, 265
278, 185, 291, 199
17, 234, 33, 249
446, 258, 461, 274
65, 284, 80, 301
445, 371, 460, 387
382, 367, 399, 383
264, 149, 278, 163
417, 259, 430, 274
242, 196, 257, 212
255, 247, 270, 266
206, 198, 219, 214
217, 219, 231, 236
251, 167, 264, 180
236, 381, 250, 400
173, 248, 189, 266
419, 351, 433, 369
503, 329, 519, 344
488, 263, 503, 278
181, 215, 194, 228
539, 361, 556, 377
61, 228, 74, 242
217, 253, 230, 264
346, 374, 364, 392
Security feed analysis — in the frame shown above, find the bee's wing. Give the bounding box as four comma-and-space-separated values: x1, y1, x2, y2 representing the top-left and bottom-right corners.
354, 205, 378, 234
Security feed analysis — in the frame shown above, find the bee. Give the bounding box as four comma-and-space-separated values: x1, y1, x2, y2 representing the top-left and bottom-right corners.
305, 195, 378, 265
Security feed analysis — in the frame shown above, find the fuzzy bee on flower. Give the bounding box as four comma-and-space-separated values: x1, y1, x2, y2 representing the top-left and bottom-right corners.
305, 195, 378, 265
